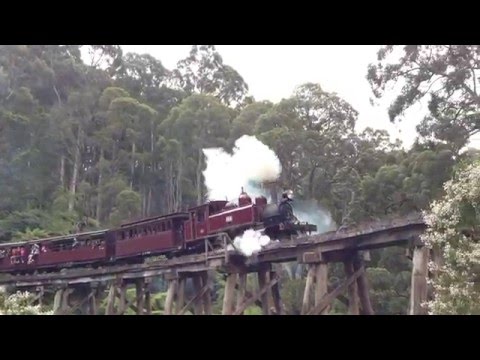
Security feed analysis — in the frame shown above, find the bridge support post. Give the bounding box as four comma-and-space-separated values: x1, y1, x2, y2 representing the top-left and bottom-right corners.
301, 265, 316, 315
201, 271, 213, 315
236, 273, 247, 315
353, 255, 374, 315
410, 246, 429, 315
175, 277, 185, 314
27, 286, 44, 307
314, 263, 328, 315
301, 263, 329, 315
105, 283, 117, 315
192, 275, 204, 315
222, 273, 237, 315
87, 284, 98, 315
144, 280, 152, 315
135, 279, 145, 315
344, 257, 360, 315
164, 278, 177, 315
233, 269, 280, 315
175, 271, 212, 315
258, 268, 271, 315
53, 287, 73, 315
270, 270, 283, 315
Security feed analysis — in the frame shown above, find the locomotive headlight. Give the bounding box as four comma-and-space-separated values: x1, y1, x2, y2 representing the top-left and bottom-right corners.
286, 190, 294, 200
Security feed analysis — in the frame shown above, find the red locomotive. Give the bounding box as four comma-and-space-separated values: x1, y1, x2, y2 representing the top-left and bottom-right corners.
0, 189, 316, 274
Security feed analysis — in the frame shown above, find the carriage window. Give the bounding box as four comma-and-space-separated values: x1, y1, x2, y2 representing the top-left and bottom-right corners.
197, 211, 205, 222
167, 221, 171, 230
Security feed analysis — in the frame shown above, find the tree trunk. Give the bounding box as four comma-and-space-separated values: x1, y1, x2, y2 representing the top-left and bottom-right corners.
196, 147, 203, 205
95, 149, 104, 223
308, 165, 317, 199
60, 155, 65, 190
147, 187, 152, 216
130, 142, 136, 189
68, 128, 83, 212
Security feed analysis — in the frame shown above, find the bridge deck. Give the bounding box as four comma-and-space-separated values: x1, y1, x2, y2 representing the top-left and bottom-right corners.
0, 214, 426, 288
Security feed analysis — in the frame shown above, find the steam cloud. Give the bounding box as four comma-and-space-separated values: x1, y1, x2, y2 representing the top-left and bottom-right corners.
232, 229, 272, 257
203, 135, 281, 201
292, 199, 336, 234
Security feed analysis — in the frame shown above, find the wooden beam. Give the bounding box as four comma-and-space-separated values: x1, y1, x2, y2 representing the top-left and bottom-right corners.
88, 288, 97, 315
270, 271, 282, 315
344, 259, 360, 315
201, 272, 212, 315
258, 269, 271, 315
236, 273, 247, 315
53, 289, 64, 315
353, 256, 374, 315
178, 284, 209, 315
308, 267, 364, 315
69, 288, 94, 315
164, 279, 177, 315
192, 275, 204, 315
61, 288, 73, 314
175, 278, 185, 314
222, 273, 237, 315
409, 246, 429, 315
235, 281, 263, 309
117, 282, 127, 315
105, 283, 116, 315
124, 297, 138, 314
135, 279, 145, 315
301, 265, 315, 315
314, 263, 328, 315
145, 286, 152, 315
28, 287, 44, 306
234, 275, 279, 315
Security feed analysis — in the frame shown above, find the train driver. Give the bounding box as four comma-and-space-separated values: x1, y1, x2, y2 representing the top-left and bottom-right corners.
279, 190, 298, 223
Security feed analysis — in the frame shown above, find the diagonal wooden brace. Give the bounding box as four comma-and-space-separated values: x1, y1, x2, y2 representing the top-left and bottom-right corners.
308, 267, 364, 315
234, 275, 280, 315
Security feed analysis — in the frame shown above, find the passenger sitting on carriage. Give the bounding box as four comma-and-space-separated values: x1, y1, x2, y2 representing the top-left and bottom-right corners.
19, 247, 26, 264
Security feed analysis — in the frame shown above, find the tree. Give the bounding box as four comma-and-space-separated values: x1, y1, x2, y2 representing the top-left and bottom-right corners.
422, 160, 480, 314
161, 94, 232, 205
173, 45, 249, 107
368, 45, 480, 150
0, 290, 53, 315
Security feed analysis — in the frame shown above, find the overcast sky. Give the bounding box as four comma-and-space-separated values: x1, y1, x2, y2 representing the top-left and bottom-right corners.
119, 45, 437, 149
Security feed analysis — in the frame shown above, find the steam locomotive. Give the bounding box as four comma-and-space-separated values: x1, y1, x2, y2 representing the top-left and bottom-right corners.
0, 189, 316, 274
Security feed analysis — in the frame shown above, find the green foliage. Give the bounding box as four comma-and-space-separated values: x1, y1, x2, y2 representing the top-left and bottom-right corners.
422, 160, 480, 314
280, 278, 305, 315
368, 45, 480, 151
0, 290, 52, 315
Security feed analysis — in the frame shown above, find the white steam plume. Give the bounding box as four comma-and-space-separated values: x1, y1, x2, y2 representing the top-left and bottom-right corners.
203, 135, 281, 201
232, 229, 272, 257
292, 199, 336, 234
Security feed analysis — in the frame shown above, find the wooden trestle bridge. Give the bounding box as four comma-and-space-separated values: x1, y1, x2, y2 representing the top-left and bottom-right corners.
0, 213, 431, 315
